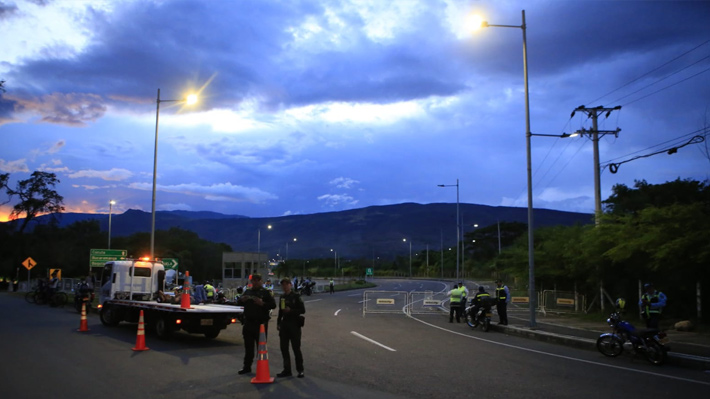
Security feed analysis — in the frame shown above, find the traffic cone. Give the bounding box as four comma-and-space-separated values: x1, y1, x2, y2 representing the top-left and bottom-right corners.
132, 310, 149, 351
181, 271, 192, 309
251, 324, 274, 384
77, 301, 89, 332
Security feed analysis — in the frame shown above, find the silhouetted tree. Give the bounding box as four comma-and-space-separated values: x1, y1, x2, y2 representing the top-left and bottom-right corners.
8, 171, 65, 233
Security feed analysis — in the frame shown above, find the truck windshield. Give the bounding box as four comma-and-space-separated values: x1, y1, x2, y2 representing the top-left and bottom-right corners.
129, 267, 152, 277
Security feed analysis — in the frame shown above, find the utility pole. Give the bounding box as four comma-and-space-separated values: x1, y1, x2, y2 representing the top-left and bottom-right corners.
571, 105, 622, 225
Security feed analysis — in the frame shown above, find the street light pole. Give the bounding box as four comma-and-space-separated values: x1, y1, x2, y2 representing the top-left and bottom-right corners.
403, 238, 412, 278
257, 225, 272, 268
108, 200, 116, 249
331, 249, 337, 279
437, 178, 460, 281
481, 10, 536, 327
150, 89, 197, 260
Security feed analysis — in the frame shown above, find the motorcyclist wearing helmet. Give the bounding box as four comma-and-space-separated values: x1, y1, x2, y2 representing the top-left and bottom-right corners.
469, 286, 492, 323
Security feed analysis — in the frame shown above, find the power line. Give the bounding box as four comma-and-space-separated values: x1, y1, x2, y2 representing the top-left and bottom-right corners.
602, 126, 709, 164
603, 135, 706, 174
610, 54, 710, 105
621, 65, 710, 107
586, 39, 710, 105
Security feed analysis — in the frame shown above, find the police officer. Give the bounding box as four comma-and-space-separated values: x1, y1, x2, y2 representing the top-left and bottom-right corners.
447, 283, 464, 323
204, 281, 215, 302
237, 274, 276, 375
329, 278, 335, 294
495, 279, 510, 325
639, 283, 667, 329
276, 278, 305, 378
470, 286, 492, 325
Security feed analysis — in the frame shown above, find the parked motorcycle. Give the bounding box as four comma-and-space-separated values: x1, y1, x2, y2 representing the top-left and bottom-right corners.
73, 281, 94, 313
465, 301, 493, 332
596, 298, 669, 365
298, 281, 315, 296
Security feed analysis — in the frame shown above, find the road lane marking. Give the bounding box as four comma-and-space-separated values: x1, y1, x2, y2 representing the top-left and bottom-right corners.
407, 315, 710, 387
357, 299, 371, 304
348, 294, 361, 297
304, 299, 322, 303
351, 331, 396, 352
335, 309, 342, 316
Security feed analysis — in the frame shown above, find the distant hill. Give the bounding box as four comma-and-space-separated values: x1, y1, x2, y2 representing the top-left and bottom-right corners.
5, 203, 592, 258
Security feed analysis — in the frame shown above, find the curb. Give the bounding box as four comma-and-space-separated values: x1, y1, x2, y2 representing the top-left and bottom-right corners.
492, 324, 710, 370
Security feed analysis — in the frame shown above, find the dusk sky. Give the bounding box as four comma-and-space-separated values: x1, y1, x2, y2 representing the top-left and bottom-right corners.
1, 0, 709, 221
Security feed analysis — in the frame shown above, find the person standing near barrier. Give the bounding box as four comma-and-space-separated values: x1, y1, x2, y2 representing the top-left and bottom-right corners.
495, 280, 510, 325
458, 282, 469, 309
639, 283, 667, 329
237, 274, 276, 375
277, 278, 305, 378
329, 278, 335, 294
447, 283, 464, 323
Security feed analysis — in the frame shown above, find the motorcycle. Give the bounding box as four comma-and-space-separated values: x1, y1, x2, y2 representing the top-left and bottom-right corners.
299, 281, 315, 296
465, 301, 493, 332
596, 299, 669, 365
73, 281, 95, 313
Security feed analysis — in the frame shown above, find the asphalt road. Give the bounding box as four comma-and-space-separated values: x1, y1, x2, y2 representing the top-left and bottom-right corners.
2, 280, 709, 398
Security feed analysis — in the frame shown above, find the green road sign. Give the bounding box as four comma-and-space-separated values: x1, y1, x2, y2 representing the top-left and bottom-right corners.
90, 249, 127, 268
162, 258, 179, 270
366, 268, 373, 276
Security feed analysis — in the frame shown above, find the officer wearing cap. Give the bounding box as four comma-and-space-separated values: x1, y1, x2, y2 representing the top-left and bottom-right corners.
495, 279, 510, 325
639, 283, 667, 329
237, 274, 276, 375
276, 278, 306, 378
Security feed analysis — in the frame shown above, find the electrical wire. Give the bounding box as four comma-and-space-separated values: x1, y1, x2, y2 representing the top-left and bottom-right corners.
603, 135, 706, 174
586, 39, 710, 105
602, 126, 709, 163
621, 65, 710, 107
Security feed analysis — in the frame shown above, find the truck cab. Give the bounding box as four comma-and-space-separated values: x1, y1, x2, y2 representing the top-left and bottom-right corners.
99, 259, 166, 304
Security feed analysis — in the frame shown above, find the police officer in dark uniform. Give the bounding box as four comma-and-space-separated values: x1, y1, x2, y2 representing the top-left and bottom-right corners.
237, 274, 276, 375
276, 278, 306, 378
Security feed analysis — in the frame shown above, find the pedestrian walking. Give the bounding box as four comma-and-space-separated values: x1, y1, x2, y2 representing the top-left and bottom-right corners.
639, 283, 667, 329
277, 278, 305, 378
237, 274, 276, 375
329, 278, 335, 294
447, 283, 465, 323
495, 279, 510, 325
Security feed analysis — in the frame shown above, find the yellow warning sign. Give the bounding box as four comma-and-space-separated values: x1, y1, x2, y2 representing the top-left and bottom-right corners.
511, 297, 529, 304
376, 298, 395, 305
49, 268, 62, 280
556, 298, 575, 305
22, 257, 37, 270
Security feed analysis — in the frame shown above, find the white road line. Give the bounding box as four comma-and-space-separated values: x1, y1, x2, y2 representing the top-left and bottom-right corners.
335, 309, 342, 316
351, 331, 396, 352
407, 315, 710, 387
348, 294, 361, 297
357, 299, 371, 304
304, 299, 322, 303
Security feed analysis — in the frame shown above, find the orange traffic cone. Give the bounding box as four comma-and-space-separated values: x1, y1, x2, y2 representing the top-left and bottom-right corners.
251, 324, 274, 384
132, 310, 149, 351
181, 271, 192, 309
77, 301, 90, 332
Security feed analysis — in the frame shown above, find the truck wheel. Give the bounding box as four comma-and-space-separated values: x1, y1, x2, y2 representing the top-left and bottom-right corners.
100, 305, 121, 326
155, 317, 174, 340
204, 328, 220, 340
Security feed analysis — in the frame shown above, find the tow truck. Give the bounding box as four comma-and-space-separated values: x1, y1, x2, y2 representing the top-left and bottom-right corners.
98, 259, 243, 340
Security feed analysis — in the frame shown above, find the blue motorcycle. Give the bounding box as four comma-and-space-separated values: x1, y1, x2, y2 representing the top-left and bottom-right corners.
596, 298, 669, 365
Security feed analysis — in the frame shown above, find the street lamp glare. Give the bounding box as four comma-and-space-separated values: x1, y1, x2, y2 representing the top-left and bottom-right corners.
109, 200, 116, 205
186, 94, 198, 105
468, 14, 486, 31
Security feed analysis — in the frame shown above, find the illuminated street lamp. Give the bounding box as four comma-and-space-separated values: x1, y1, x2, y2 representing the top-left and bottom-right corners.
476, 10, 536, 327
438, 179, 460, 280
330, 249, 337, 279
150, 89, 197, 260
286, 237, 297, 260
108, 200, 116, 249
257, 224, 272, 267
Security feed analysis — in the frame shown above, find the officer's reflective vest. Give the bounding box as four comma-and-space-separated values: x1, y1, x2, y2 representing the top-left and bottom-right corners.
496, 286, 507, 302
205, 284, 214, 298
642, 292, 662, 315
475, 292, 491, 305
450, 287, 463, 303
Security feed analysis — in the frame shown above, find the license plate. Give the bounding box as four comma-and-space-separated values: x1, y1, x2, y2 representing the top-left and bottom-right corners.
485, 313, 493, 317
200, 319, 213, 326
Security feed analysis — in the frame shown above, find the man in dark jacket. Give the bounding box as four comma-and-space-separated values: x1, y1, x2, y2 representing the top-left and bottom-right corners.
237, 274, 276, 375
277, 278, 306, 378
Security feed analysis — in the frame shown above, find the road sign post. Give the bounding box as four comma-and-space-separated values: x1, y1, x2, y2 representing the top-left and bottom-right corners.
162, 258, 179, 270
22, 257, 37, 292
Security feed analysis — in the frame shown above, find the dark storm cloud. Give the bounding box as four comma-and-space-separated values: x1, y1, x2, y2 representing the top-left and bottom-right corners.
0, 1, 18, 20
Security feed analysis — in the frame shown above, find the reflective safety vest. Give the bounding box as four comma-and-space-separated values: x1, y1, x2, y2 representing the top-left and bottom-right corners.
642, 292, 663, 315
205, 284, 215, 298
330, 280, 334, 286
496, 286, 507, 302
450, 287, 464, 303
475, 292, 491, 305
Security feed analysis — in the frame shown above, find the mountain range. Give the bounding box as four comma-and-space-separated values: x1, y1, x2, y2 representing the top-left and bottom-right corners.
9, 203, 593, 259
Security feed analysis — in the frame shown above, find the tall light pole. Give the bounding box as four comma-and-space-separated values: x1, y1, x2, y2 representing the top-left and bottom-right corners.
403, 238, 412, 278
108, 200, 116, 249
286, 237, 296, 260
257, 224, 272, 268
150, 89, 197, 260
478, 10, 536, 327
438, 179, 460, 281
330, 249, 337, 279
